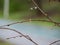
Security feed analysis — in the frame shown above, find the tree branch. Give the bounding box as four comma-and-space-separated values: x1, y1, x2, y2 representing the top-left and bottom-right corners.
0, 19, 60, 27
0, 27, 60, 45
0, 27, 38, 45
6, 35, 22, 39
0, 20, 28, 27
31, 0, 60, 27
49, 40, 60, 45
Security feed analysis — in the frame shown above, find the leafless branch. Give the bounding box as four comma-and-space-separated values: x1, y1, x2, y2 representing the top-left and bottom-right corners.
6, 35, 22, 39
31, 0, 60, 27
0, 27, 60, 45
0, 19, 60, 27
0, 27, 38, 45
0, 20, 28, 27
49, 40, 60, 45
0, 0, 59, 27
0, 0, 60, 45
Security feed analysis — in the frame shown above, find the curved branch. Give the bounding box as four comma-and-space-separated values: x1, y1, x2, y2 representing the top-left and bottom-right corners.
0, 27, 38, 45
0, 20, 28, 27
0, 20, 60, 27
1, 0, 60, 27
49, 40, 60, 45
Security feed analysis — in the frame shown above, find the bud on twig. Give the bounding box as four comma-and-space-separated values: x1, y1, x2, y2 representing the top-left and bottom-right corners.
34, 7, 37, 9
30, 7, 34, 10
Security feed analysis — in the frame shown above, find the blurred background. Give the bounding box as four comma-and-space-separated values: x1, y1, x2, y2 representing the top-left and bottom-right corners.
0, 0, 60, 21
0, 0, 60, 45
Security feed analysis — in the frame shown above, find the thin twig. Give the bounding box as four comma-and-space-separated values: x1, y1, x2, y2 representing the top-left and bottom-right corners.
49, 40, 60, 45
31, 0, 60, 27
0, 20, 28, 27
6, 35, 22, 39
0, 19, 60, 27
0, 27, 38, 45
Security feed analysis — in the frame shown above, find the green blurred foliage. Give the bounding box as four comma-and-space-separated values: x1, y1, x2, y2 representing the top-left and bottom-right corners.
0, 0, 60, 22
10, 0, 32, 12
0, 39, 12, 45
0, 0, 4, 10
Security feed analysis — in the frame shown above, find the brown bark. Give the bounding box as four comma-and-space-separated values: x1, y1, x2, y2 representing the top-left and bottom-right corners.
58, 0, 60, 2
34, 0, 42, 16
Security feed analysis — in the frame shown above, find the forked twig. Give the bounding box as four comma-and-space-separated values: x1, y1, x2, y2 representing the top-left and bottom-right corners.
0, 27, 60, 45
0, 0, 60, 45
31, 0, 60, 27
0, 27, 38, 45
0, 0, 60, 27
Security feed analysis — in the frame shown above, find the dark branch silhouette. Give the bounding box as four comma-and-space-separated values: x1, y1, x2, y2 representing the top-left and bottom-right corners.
0, 27, 38, 45
49, 40, 60, 45
0, 19, 60, 27
31, 0, 60, 27
0, 0, 60, 45
0, 27, 60, 45
0, 0, 60, 27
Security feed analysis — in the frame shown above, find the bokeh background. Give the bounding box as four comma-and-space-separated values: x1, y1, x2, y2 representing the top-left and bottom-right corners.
0, 0, 60, 21
0, 0, 60, 45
